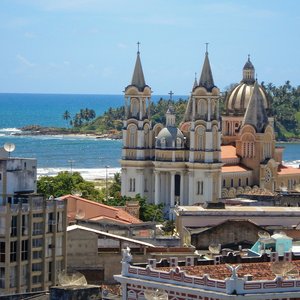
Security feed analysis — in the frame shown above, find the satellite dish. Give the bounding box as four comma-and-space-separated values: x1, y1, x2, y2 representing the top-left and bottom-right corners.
72, 190, 82, 197
258, 231, 271, 239
75, 209, 85, 219
209, 244, 221, 254
58, 270, 87, 286
271, 261, 296, 277
144, 289, 168, 300
4, 143, 15, 157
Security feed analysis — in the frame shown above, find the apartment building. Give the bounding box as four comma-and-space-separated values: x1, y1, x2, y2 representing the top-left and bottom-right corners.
0, 194, 67, 295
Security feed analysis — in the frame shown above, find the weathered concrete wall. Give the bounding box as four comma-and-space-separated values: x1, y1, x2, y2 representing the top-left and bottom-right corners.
191, 220, 267, 249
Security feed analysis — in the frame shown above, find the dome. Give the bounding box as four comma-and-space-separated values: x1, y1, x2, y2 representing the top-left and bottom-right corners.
225, 82, 269, 116
224, 56, 270, 116
156, 127, 185, 149
243, 59, 254, 70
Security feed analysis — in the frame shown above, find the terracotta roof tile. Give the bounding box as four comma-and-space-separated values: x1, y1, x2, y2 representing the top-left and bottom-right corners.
60, 194, 141, 224
221, 145, 238, 159
278, 165, 300, 175
160, 261, 300, 281
222, 165, 251, 173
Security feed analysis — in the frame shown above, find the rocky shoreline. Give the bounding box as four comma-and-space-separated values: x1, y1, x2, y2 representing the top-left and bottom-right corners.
16, 125, 122, 139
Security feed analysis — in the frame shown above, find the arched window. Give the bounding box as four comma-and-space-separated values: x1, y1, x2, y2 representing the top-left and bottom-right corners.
198, 99, 207, 118
144, 126, 149, 148
128, 125, 137, 148
196, 126, 205, 150
212, 126, 218, 150
131, 98, 139, 118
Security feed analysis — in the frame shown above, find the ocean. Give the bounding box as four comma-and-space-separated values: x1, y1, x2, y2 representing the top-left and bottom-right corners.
0, 93, 299, 180
0, 93, 183, 180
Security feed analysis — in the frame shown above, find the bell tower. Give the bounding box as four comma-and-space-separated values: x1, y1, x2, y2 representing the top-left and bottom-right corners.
185, 46, 222, 203
121, 43, 153, 199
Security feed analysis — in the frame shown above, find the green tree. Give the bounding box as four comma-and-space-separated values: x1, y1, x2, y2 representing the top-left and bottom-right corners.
62, 110, 71, 128
37, 171, 100, 200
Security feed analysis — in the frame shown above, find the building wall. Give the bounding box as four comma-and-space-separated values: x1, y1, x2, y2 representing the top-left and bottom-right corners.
190, 220, 267, 249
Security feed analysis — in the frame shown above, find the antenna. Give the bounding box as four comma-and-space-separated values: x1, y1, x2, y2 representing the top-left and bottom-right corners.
3, 143, 16, 158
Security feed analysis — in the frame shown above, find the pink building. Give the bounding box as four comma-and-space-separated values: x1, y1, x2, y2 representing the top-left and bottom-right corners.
115, 248, 300, 300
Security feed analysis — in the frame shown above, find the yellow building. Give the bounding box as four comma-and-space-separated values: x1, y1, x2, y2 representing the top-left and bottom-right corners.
121, 49, 300, 209
221, 57, 300, 198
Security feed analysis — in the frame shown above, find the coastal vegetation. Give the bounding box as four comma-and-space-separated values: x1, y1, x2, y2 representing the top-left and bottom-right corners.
20, 81, 300, 141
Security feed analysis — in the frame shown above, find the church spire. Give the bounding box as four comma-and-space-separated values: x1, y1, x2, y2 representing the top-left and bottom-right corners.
198, 45, 215, 91
193, 72, 198, 90
242, 79, 268, 133
131, 42, 146, 91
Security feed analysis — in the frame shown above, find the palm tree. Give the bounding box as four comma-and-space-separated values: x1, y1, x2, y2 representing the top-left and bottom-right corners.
62, 110, 71, 128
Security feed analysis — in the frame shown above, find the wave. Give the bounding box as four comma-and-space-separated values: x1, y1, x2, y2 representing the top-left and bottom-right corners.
283, 160, 300, 168
37, 167, 121, 181
0, 128, 22, 133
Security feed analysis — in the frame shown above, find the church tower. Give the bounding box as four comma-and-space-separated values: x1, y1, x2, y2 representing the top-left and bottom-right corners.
236, 79, 277, 190
184, 48, 222, 203
121, 44, 153, 199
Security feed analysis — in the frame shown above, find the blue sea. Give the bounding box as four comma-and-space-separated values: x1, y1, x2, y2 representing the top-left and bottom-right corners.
0, 93, 299, 180
0, 93, 185, 180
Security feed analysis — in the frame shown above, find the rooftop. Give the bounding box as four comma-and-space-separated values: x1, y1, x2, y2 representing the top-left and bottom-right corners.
160, 261, 300, 281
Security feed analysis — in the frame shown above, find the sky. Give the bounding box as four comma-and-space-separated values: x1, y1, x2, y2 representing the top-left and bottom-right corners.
0, 0, 300, 95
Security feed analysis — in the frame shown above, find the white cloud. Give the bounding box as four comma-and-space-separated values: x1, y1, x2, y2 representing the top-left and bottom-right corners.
16, 54, 35, 67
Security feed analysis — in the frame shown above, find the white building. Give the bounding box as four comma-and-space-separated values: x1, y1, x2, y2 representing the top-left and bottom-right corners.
121, 49, 222, 214
0, 148, 37, 204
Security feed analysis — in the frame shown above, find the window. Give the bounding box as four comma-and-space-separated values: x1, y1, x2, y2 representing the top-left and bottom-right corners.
57, 212, 63, 232
128, 126, 137, 148
196, 126, 205, 151
0, 267, 5, 288
10, 241, 17, 262
197, 181, 203, 195
238, 178, 241, 186
22, 215, 28, 236
21, 265, 28, 286
33, 222, 43, 235
48, 261, 52, 282
10, 266, 17, 288
21, 240, 28, 261
45, 237, 52, 258
129, 178, 136, 192
0, 173, 2, 181
246, 178, 249, 186
32, 263, 42, 272
0, 242, 5, 263
32, 238, 43, 248
11, 216, 17, 237
231, 179, 234, 187
32, 275, 42, 284
144, 178, 148, 192
33, 250, 42, 259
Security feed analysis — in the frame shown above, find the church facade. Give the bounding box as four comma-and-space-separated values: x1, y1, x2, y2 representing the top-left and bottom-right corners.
120, 49, 300, 209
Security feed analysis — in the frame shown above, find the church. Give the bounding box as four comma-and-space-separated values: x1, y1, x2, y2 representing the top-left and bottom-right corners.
120, 47, 300, 211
